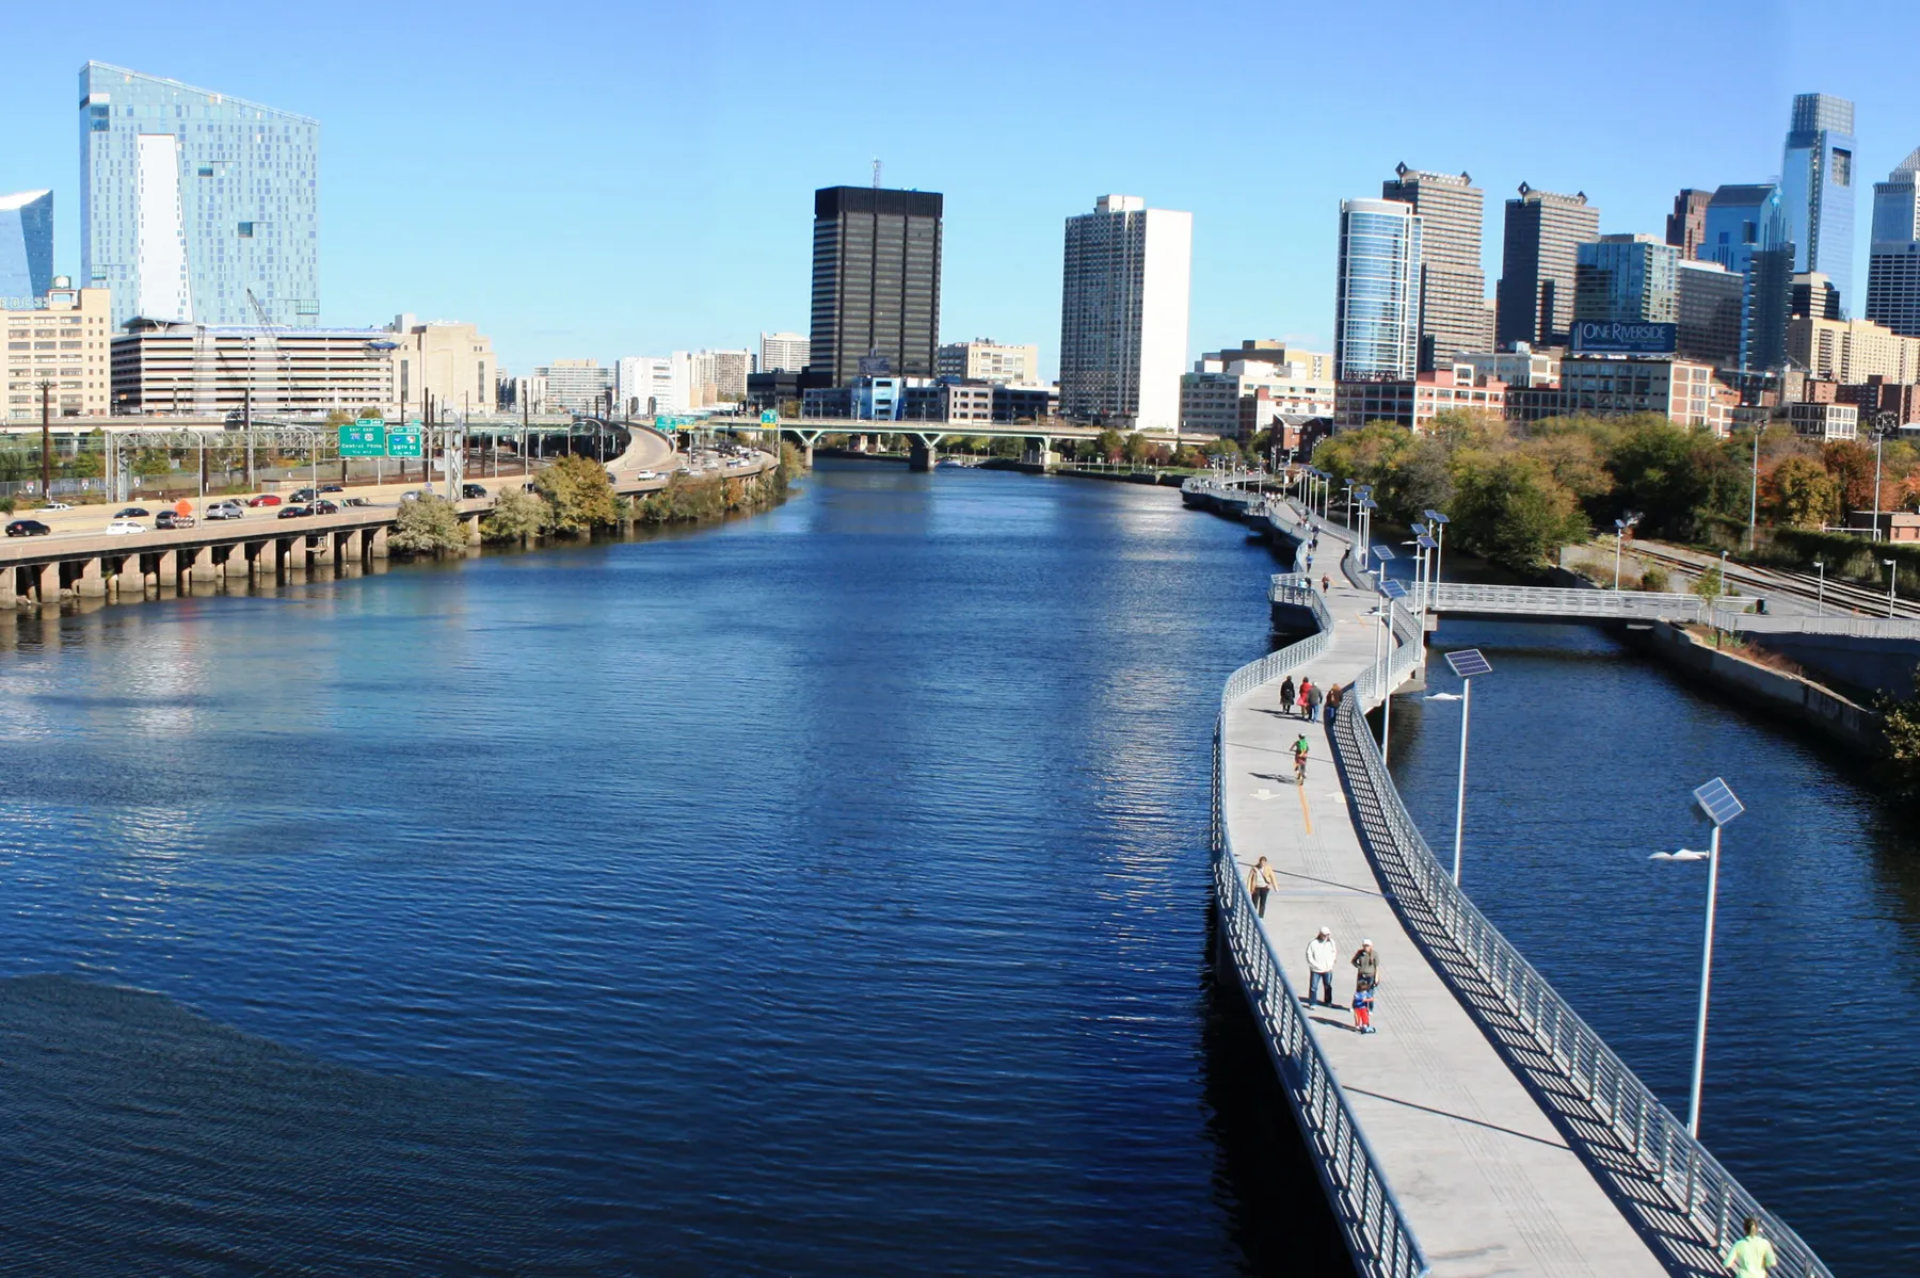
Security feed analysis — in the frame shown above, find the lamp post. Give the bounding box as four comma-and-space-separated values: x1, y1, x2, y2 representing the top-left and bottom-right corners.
1747, 424, 1760, 551
1378, 576, 1406, 763
1443, 649, 1493, 884
1358, 498, 1378, 571
1872, 411, 1898, 543
1661, 777, 1743, 1138
1343, 479, 1355, 528
1887, 558, 1899, 618
1425, 509, 1450, 610
1613, 513, 1640, 590
1813, 557, 1825, 616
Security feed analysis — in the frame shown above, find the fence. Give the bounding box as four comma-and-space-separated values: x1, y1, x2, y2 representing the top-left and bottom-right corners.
1212, 529, 1429, 1278
1331, 622, 1834, 1278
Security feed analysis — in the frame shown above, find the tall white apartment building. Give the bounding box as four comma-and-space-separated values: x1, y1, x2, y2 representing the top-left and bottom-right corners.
535, 359, 615, 414
617, 356, 686, 417
937, 338, 1039, 384
759, 331, 807, 374
1059, 195, 1192, 430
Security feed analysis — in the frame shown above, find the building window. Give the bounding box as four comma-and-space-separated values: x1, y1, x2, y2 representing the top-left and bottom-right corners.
238, 222, 254, 237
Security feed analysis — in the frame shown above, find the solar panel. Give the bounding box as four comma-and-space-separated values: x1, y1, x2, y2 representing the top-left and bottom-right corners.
1416, 535, 1438, 549
1359, 498, 1379, 510
1371, 545, 1395, 560
1424, 510, 1451, 524
1444, 648, 1492, 678
1379, 580, 1408, 600
1692, 777, 1744, 827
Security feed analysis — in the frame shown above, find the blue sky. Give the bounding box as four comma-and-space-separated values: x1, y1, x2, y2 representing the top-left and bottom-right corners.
5, 0, 1918, 378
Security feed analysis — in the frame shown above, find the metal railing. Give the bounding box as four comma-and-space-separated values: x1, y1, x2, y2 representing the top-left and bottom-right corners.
1710, 608, 1920, 640
1430, 582, 1704, 621
1212, 536, 1430, 1278
1330, 643, 1834, 1278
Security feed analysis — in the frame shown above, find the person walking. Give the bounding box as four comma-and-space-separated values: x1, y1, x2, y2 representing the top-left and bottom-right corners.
1723, 1218, 1777, 1277
1296, 677, 1314, 719
1290, 733, 1310, 784
1306, 682, 1324, 723
1320, 573, 1331, 593
1304, 927, 1337, 1007
1279, 675, 1296, 718
1324, 683, 1345, 720
1247, 857, 1278, 919
1352, 940, 1380, 1031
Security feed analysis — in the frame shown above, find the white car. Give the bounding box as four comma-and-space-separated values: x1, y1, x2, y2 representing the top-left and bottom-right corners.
205, 500, 245, 520
105, 519, 144, 535
634, 470, 659, 480
43, 501, 70, 511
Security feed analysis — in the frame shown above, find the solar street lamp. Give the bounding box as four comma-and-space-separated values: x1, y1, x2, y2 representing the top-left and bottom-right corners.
1378, 578, 1407, 762
1358, 498, 1379, 570
1887, 559, 1899, 618
1613, 513, 1641, 591
1667, 777, 1743, 1138
1442, 649, 1492, 884
1370, 539, 1393, 593
1424, 509, 1450, 604
1813, 557, 1825, 616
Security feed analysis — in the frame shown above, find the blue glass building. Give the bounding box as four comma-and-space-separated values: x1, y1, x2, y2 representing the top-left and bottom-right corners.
79, 62, 318, 331
1702, 185, 1792, 372
1335, 198, 1422, 380
1780, 93, 1855, 316
0, 190, 55, 304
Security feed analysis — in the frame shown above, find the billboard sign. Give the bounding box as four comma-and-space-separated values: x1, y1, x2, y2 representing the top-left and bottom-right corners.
338, 423, 387, 457
1570, 320, 1678, 355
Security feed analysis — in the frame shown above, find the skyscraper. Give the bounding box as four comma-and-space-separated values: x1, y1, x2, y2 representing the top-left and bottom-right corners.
1666, 189, 1712, 260
1574, 235, 1679, 325
809, 186, 942, 385
1381, 165, 1489, 368
1334, 198, 1421, 380
0, 191, 54, 302
759, 331, 808, 374
1702, 184, 1793, 372
1495, 185, 1599, 349
1780, 93, 1856, 314
80, 62, 319, 330
1868, 148, 1920, 338
1059, 195, 1192, 429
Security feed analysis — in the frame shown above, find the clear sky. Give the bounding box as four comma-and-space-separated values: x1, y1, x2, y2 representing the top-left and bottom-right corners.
5, 0, 1920, 379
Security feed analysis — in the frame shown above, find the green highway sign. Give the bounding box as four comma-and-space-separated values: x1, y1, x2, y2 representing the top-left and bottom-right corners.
759, 409, 778, 425
656, 415, 690, 431
338, 423, 387, 457
386, 430, 423, 459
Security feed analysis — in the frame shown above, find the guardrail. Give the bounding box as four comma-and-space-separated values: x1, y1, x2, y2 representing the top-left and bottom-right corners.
1710, 608, 1920, 640
1331, 631, 1834, 1278
1213, 535, 1430, 1278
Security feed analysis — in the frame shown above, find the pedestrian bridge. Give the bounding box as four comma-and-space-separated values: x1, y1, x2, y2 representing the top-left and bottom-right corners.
1201, 490, 1831, 1277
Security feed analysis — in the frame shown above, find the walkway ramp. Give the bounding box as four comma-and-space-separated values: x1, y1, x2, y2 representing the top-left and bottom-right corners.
1199, 487, 1831, 1278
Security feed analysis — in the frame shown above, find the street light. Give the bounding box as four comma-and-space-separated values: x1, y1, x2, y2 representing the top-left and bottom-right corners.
1887, 558, 1899, 618
1424, 509, 1450, 609
1443, 648, 1492, 884
1613, 513, 1641, 591
1378, 578, 1407, 763
1872, 411, 1899, 543
1656, 776, 1743, 1138
1358, 498, 1379, 570
1813, 557, 1826, 616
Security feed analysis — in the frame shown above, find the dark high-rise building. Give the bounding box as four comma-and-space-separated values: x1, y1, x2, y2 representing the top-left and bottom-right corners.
1381, 164, 1489, 369
1495, 184, 1599, 349
1666, 188, 1712, 260
1792, 272, 1841, 320
809, 186, 943, 386
1676, 260, 1745, 370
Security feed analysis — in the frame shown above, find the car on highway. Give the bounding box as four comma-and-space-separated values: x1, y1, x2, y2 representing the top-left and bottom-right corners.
5, 519, 51, 537
633, 470, 659, 480
310, 499, 339, 515
154, 511, 196, 530
105, 519, 144, 535
246, 494, 283, 507
277, 505, 311, 519
290, 487, 321, 502
399, 489, 437, 503
114, 506, 150, 519
205, 500, 245, 520
461, 482, 488, 499
343, 496, 372, 507
41, 501, 70, 511
319, 483, 344, 493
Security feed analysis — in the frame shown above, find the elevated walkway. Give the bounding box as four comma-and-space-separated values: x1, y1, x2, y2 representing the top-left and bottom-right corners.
1200, 487, 1831, 1278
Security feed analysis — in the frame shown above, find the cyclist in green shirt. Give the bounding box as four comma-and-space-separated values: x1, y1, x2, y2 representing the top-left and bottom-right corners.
1724, 1217, 1776, 1277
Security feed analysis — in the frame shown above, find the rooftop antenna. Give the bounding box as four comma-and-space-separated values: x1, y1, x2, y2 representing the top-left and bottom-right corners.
872, 157, 882, 189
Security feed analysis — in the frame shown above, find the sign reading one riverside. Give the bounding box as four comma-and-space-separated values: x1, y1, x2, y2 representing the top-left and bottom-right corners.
1571, 320, 1678, 354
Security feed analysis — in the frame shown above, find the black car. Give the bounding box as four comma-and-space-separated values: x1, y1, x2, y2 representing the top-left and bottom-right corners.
320, 484, 344, 493
290, 488, 317, 503
461, 483, 488, 499
310, 499, 339, 515
154, 510, 196, 530
114, 506, 150, 518
5, 519, 50, 537
278, 505, 311, 520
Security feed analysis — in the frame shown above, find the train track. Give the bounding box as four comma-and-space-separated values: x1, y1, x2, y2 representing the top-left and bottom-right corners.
1613, 540, 1920, 619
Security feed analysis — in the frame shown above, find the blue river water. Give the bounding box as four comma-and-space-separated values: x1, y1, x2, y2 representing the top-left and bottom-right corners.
0, 463, 1341, 1277
0, 463, 1904, 1275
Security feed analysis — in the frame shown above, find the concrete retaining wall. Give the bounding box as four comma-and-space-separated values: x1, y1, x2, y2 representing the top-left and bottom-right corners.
1623, 622, 1880, 754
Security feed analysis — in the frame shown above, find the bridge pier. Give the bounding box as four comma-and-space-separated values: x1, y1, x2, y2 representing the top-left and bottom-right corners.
34, 562, 59, 606
369, 527, 390, 559
189, 545, 218, 586
909, 438, 937, 472
77, 557, 107, 599
114, 555, 143, 598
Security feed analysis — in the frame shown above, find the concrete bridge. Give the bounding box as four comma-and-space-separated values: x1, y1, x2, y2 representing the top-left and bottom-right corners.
693, 415, 1212, 472
1188, 481, 1832, 1278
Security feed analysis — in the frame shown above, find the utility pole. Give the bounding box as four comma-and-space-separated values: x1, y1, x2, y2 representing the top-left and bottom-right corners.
38, 380, 53, 501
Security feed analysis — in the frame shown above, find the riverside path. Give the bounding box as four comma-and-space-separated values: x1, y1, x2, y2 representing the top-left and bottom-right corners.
1198, 487, 1830, 1278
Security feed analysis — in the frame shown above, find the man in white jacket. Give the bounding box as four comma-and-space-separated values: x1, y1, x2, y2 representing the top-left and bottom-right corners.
1304, 927, 1337, 1007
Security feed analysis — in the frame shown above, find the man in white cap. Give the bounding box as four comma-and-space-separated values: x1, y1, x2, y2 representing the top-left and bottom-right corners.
1304, 927, 1337, 1007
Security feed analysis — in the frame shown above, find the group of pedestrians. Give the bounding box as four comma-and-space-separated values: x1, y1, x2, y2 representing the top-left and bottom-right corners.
1303, 927, 1383, 1034
1277, 675, 1323, 722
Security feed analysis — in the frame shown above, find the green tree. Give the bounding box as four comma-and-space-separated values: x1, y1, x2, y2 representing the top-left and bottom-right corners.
1095, 428, 1125, 462
1766, 455, 1842, 529
1379, 434, 1454, 524
324, 408, 355, 428
133, 449, 172, 478
64, 450, 104, 480
481, 488, 549, 545
388, 494, 466, 555
1875, 664, 1920, 805
1691, 563, 1725, 602
1123, 431, 1152, 465
1451, 455, 1589, 571
534, 453, 618, 534
1604, 416, 1714, 537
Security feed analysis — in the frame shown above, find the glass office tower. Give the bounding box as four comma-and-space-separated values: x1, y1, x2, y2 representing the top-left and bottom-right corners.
1702, 184, 1793, 371
1780, 93, 1856, 316
79, 62, 318, 330
1335, 198, 1422, 380
0, 191, 55, 303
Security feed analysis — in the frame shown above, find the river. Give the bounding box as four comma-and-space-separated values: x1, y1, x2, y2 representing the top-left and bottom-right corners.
0, 463, 1339, 1276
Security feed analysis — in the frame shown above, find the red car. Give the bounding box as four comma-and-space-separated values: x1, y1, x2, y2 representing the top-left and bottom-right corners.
247, 494, 283, 507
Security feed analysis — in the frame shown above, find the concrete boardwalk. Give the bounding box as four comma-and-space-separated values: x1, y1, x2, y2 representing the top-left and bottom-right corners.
1222, 515, 1670, 1277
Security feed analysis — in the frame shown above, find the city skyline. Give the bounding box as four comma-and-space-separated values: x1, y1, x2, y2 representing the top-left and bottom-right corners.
5, 2, 1920, 378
